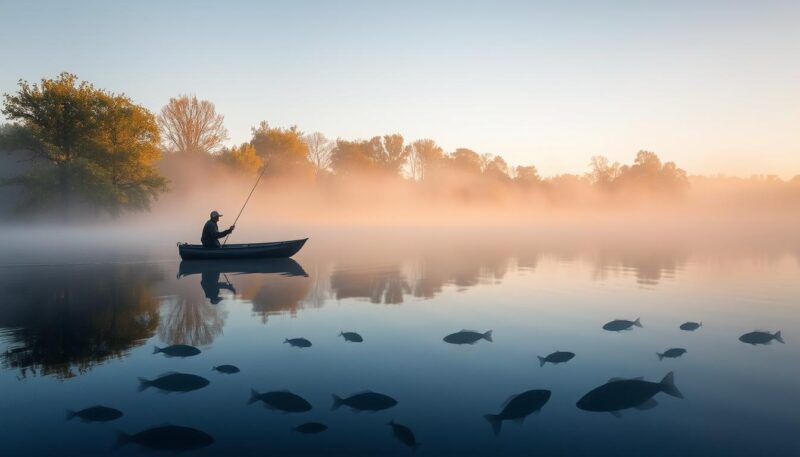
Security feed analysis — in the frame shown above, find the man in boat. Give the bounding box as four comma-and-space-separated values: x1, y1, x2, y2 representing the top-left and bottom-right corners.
201, 210, 235, 248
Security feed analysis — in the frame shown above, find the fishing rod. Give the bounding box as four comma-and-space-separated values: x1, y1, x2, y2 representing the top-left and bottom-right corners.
222, 164, 267, 246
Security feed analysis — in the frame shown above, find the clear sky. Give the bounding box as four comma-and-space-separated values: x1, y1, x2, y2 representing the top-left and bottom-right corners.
1, 0, 798, 177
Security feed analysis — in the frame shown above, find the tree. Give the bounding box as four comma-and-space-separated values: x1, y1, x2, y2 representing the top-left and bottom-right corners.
483, 155, 510, 181
615, 150, 689, 193
250, 121, 313, 178
216, 143, 263, 174
449, 148, 483, 175
157, 95, 228, 155
302, 132, 333, 175
91, 94, 168, 215
514, 165, 541, 186
1, 73, 167, 216
330, 138, 376, 175
407, 139, 444, 181
588, 155, 621, 188
374, 134, 409, 176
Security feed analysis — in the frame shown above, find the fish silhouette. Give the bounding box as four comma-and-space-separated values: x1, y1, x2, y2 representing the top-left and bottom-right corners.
212, 365, 240, 374
332, 391, 398, 411
484, 389, 551, 435
138, 373, 210, 393
577, 372, 682, 416
294, 422, 328, 434
739, 331, 784, 345
153, 344, 201, 357
657, 348, 687, 360
65, 405, 123, 422
388, 420, 420, 449
340, 331, 364, 343
443, 329, 493, 345
284, 338, 312, 348
603, 318, 642, 332
116, 425, 214, 450
680, 322, 702, 331
249, 389, 312, 412
538, 351, 575, 367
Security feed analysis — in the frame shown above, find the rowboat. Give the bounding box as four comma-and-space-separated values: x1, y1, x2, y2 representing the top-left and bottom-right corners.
177, 258, 308, 278
177, 238, 308, 260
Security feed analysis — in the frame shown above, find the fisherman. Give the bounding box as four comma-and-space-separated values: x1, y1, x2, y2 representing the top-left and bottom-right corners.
201, 210, 235, 248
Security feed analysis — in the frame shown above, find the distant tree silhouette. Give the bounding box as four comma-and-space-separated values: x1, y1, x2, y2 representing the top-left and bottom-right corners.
449, 148, 483, 175
216, 142, 262, 174
158, 95, 228, 155
250, 121, 313, 179
407, 139, 444, 181
302, 132, 334, 176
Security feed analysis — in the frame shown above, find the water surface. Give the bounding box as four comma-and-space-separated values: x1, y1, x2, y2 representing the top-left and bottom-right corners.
0, 234, 798, 456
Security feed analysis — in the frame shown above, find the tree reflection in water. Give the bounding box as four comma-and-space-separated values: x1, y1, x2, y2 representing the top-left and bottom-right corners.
0, 264, 161, 380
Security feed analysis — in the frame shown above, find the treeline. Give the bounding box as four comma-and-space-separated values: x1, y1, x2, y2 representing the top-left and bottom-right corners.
1, 73, 798, 217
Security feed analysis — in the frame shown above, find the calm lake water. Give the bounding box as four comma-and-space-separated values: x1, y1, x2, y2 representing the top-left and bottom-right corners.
0, 232, 798, 456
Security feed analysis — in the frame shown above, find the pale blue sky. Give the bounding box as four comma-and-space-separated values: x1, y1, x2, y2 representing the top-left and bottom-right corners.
1, 0, 798, 176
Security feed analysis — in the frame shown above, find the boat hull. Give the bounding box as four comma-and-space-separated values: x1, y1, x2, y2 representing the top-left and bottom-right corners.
178, 238, 307, 260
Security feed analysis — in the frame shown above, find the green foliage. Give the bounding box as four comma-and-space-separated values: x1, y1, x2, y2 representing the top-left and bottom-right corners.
1, 73, 167, 216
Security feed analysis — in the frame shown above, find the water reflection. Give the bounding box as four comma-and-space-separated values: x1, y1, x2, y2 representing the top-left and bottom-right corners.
0, 264, 160, 379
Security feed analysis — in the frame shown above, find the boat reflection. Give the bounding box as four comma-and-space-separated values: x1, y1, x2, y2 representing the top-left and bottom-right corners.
178, 258, 308, 304
176, 258, 312, 323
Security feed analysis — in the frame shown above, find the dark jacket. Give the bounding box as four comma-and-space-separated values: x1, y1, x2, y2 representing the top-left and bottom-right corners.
201, 219, 233, 248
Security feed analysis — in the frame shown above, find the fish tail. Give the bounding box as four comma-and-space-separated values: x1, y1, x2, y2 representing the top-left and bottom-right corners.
537, 356, 546, 367
283, 339, 289, 344
483, 414, 502, 435
65, 410, 76, 421
331, 394, 344, 410
699, 322, 703, 328
137, 378, 151, 392
774, 331, 784, 344
483, 330, 493, 342
152, 346, 161, 354
114, 431, 132, 449
659, 372, 683, 399
633, 318, 642, 328
657, 352, 664, 361
248, 389, 260, 405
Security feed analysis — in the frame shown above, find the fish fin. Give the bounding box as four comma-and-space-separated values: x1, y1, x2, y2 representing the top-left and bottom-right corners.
634, 398, 659, 410
609, 410, 623, 418
537, 356, 546, 367
331, 394, 343, 410
284, 338, 289, 343
339, 331, 343, 337
65, 410, 76, 421
248, 389, 260, 405
114, 431, 132, 449
484, 414, 502, 435
137, 378, 151, 392
633, 318, 642, 328
607, 377, 625, 383
699, 322, 703, 327
483, 330, 493, 342
660, 372, 683, 399
774, 331, 784, 344
657, 352, 664, 361
152, 346, 161, 354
